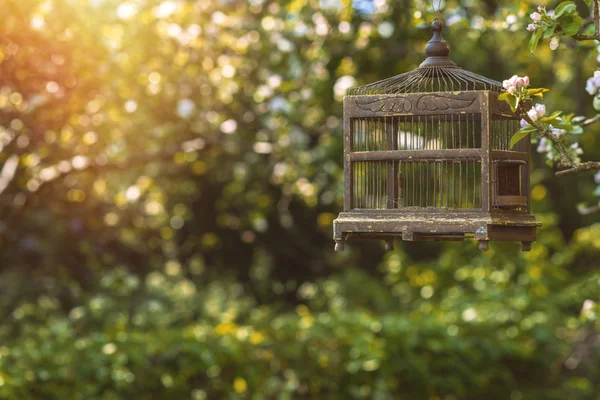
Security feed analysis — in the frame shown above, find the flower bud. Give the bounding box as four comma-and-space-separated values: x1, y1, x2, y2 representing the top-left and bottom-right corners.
549, 36, 560, 50
530, 12, 542, 22
526, 24, 536, 32
535, 103, 546, 118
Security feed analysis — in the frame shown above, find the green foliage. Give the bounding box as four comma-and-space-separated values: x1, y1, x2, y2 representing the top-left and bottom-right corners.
529, 28, 544, 54
510, 125, 537, 149
528, 1, 583, 53
0, 218, 600, 399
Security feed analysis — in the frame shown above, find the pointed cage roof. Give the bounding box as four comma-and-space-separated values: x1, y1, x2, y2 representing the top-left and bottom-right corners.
349, 19, 503, 95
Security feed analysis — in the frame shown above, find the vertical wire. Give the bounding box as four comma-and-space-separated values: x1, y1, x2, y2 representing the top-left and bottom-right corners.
425, 161, 428, 207
420, 161, 423, 207
361, 119, 365, 208
412, 158, 415, 207
458, 112, 462, 149
459, 159, 463, 208
466, 158, 469, 208
433, 158, 437, 207
438, 161, 442, 207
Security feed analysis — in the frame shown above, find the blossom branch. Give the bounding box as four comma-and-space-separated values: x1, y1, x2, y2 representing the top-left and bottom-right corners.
517, 104, 576, 169
573, 0, 600, 41
555, 161, 600, 176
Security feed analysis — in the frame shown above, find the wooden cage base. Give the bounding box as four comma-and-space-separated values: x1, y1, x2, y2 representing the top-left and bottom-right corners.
333, 210, 541, 252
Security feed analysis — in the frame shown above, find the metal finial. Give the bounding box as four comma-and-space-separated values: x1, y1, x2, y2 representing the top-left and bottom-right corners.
419, 19, 456, 68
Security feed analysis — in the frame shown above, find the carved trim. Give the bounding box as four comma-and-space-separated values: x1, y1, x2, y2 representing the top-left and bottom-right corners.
415, 94, 477, 111
355, 97, 413, 113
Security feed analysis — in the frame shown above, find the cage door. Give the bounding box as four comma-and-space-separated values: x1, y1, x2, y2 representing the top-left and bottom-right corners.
493, 161, 527, 209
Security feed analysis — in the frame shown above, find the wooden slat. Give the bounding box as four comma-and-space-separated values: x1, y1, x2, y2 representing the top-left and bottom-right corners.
345, 92, 484, 118
496, 195, 527, 208
491, 150, 529, 161
349, 149, 481, 162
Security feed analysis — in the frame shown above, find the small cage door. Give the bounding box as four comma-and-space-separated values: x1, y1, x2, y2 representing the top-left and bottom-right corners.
493, 161, 527, 209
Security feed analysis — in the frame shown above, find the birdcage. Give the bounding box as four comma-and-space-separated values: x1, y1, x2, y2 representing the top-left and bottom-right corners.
333, 19, 541, 252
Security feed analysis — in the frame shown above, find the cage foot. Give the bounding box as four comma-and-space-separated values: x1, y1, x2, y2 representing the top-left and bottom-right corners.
478, 240, 489, 252
521, 241, 532, 252
334, 241, 345, 252
384, 239, 394, 251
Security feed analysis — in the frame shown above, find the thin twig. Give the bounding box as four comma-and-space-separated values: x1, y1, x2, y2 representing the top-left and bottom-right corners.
582, 114, 600, 126
595, 0, 600, 36
572, 0, 600, 41
556, 161, 600, 176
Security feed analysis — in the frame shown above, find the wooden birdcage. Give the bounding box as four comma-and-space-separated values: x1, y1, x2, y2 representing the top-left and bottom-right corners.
333, 20, 541, 252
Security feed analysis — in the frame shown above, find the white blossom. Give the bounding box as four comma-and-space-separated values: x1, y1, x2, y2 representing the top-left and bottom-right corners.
586, 71, 600, 95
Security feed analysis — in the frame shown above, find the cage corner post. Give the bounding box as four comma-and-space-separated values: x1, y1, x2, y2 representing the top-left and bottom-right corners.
479, 91, 492, 250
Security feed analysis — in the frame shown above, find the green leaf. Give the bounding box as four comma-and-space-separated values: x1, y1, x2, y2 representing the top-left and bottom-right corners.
527, 88, 550, 95
559, 14, 584, 36
505, 94, 518, 112
594, 185, 600, 196
593, 95, 600, 112
586, 0, 593, 7
498, 92, 510, 101
527, 88, 550, 99
554, 1, 577, 18
543, 24, 557, 38
569, 125, 584, 134
510, 126, 537, 149
529, 28, 543, 54
541, 111, 562, 122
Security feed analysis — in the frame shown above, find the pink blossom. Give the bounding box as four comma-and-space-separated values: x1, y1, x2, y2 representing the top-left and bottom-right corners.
537, 5, 545, 12
502, 75, 530, 95
526, 24, 536, 32
502, 75, 518, 90
520, 119, 529, 128
527, 103, 546, 122
530, 12, 542, 22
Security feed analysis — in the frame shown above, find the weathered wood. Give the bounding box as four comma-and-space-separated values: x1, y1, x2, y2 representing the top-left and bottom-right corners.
481, 92, 491, 212
343, 98, 353, 211
402, 231, 415, 241
491, 150, 528, 160
384, 239, 394, 250
495, 195, 527, 208
349, 149, 481, 162
345, 92, 484, 118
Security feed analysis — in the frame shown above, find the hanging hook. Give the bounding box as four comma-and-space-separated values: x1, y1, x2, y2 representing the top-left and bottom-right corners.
432, 0, 443, 19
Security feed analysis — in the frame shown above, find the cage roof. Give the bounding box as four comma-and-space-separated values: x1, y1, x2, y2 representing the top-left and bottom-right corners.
349, 19, 503, 95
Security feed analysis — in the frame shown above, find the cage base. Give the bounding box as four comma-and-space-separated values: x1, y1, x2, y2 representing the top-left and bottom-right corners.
333, 210, 540, 252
